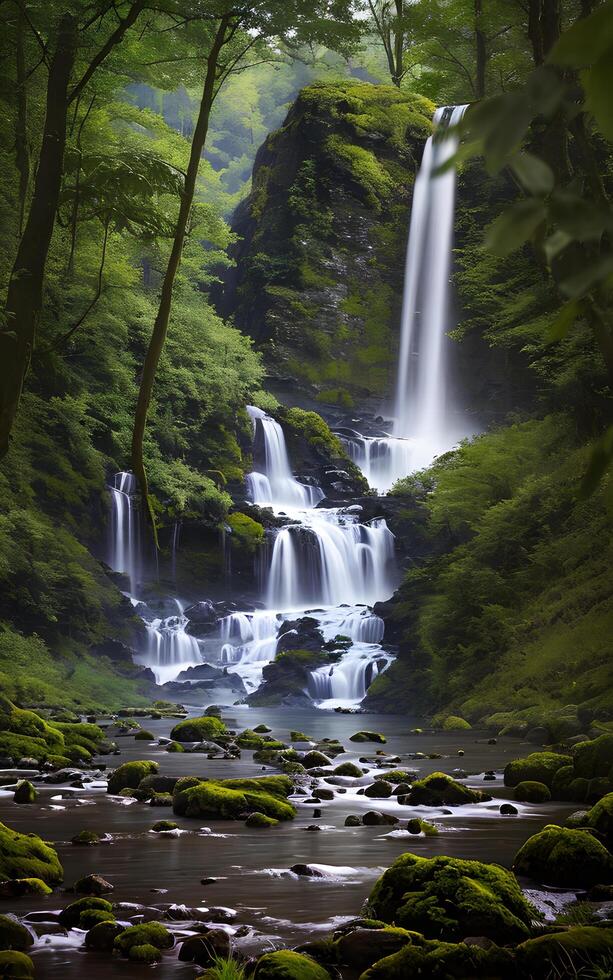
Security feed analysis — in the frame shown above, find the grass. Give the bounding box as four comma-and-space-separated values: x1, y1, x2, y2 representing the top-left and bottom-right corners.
204, 955, 246, 980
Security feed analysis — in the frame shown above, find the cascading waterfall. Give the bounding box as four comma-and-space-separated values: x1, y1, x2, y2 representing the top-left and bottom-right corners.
108, 471, 141, 593
340, 433, 415, 495
246, 405, 324, 510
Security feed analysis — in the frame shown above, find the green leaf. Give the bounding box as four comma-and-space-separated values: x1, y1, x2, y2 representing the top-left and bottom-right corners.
484, 199, 546, 257
545, 299, 582, 344
549, 0, 613, 68
560, 253, 613, 298
583, 47, 613, 141
510, 152, 554, 196
549, 192, 613, 241
543, 229, 573, 264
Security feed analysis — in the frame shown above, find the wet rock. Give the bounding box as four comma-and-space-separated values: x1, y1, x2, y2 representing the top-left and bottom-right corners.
406, 772, 487, 806
514, 825, 613, 887
179, 929, 230, 967
291, 864, 325, 877
0, 951, 34, 977
277, 617, 325, 654
349, 731, 386, 744
13, 780, 37, 804
362, 810, 398, 826
336, 925, 413, 968
304, 825, 321, 832
201, 877, 217, 885
71, 830, 101, 846
314, 788, 335, 801
151, 820, 179, 832
59, 898, 114, 928
345, 815, 361, 827
302, 751, 331, 769
364, 780, 393, 799
74, 873, 114, 895
0, 878, 51, 898
253, 950, 332, 979
500, 803, 518, 815
246, 811, 279, 828
514, 780, 551, 803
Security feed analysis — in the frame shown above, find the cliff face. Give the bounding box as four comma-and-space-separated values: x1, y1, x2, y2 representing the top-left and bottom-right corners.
220, 80, 434, 412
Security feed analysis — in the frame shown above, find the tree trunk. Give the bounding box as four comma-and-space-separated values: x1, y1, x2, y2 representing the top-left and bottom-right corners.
0, 13, 77, 458
15, 5, 30, 235
131, 15, 231, 537
474, 0, 487, 99
527, 0, 544, 65
392, 0, 404, 88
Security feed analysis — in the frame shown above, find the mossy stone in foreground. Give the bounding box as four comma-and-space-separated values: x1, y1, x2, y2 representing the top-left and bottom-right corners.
0, 914, 33, 951
85, 920, 124, 951
504, 752, 571, 789
78, 908, 116, 929
514, 780, 551, 803
106, 759, 158, 794
0, 950, 35, 978
254, 949, 332, 979
13, 781, 37, 804
59, 897, 114, 928
0, 821, 63, 884
516, 926, 613, 975
368, 853, 535, 942
114, 922, 174, 955
406, 772, 484, 806
585, 792, 613, 845
246, 811, 279, 827
513, 824, 613, 886
169, 715, 227, 742
173, 775, 295, 821
0, 877, 52, 897
359, 936, 514, 979
573, 734, 613, 779
335, 925, 414, 969
349, 731, 386, 744
333, 762, 364, 777
128, 943, 163, 963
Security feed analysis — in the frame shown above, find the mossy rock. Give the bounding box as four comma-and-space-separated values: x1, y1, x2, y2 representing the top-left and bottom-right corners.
368, 853, 535, 942
151, 820, 179, 832
0, 915, 33, 951
59, 897, 114, 928
514, 781, 551, 803
437, 715, 472, 731
573, 734, 613, 779
406, 818, 438, 836
246, 811, 279, 828
375, 770, 415, 783
166, 740, 185, 753
551, 764, 576, 800
71, 830, 101, 846
516, 926, 613, 975
254, 724, 272, 733
364, 781, 393, 799
114, 922, 174, 956
0, 951, 35, 978
254, 949, 332, 978
333, 762, 363, 777
0, 877, 52, 897
149, 792, 173, 807
134, 729, 154, 741
79, 908, 116, 929
236, 729, 286, 750
335, 925, 414, 969
406, 772, 485, 806
173, 775, 295, 821
107, 759, 158, 794
169, 715, 227, 742
291, 731, 311, 741
13, 781, 37, 805
128, 943, 163, 963
359, 935, 514, 979
0, 821, 63, 884
585, 792, 613, 846
513, 824, 613, 887
85, 920, 124, 951
302, 751, 331, 769
349, 731, 386, 744
504, 752, 572, 789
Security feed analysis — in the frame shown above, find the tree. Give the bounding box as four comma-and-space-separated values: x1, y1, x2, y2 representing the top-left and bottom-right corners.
0, 0, 148, 459
131, 0, 362, 536
364, 1, 412, 87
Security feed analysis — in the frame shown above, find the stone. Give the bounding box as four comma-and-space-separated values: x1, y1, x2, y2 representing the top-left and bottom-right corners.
178, 930, 230, 967
74, 873, 114, 895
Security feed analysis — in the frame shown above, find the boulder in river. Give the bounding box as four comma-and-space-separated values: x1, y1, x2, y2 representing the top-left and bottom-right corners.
74, 873, 114, 896
253, 949, 332, 979
362, 810, 398, 826
513, 824, 613, 887
178, 929, 230, 966
13, 780, 37, 804
0, 914, 34, 951
349, 731, 387, 744
406, 772, 487, 806
0, 820, 63, 884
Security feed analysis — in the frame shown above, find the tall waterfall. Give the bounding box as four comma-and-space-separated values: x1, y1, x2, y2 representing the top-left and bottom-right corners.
246, 405, 324, 510
108, 471, 141, 592
393, 105, 467, 456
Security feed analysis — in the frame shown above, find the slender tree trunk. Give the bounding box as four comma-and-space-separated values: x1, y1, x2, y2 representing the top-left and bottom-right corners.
392, 0, 404, 88
131, 15, 231, 537
15, 5, 30, 235
527, 0, 544, 65
0, 14, 77, 458
474, 0, 487, 98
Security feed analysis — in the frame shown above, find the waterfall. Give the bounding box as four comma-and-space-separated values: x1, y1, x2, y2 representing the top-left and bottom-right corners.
107, 471, 141, 593
341, 433, 416, 495
245, 405, 324, 510
308, 646, 392, 704
393, 105, 467, 459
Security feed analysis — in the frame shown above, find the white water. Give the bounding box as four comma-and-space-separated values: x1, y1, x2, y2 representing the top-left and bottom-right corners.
246, 406, 324, 510
108, 471, 140, 593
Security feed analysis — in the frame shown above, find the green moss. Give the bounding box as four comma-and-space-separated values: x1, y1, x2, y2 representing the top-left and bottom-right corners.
253, 950, 332, 979
236, 729, 287, 750
0, 951, 35, 978
151, 819, 179, 832
368, 853, 535, 942
107, 759, 158, 794
349, 731, 386, 744
245, 811, 279, 828
406, 818, 439, 836
333, 762, 363, 777
134, 728, 154, 740
128, 943, 163, 963
359, 936, 514, 980
504, 752, 572, 789
0, 915, 34, 951
71, 830, 101, 845
173, 775, 295, 821
59, 897, 114, 928
513, 824, 613, 886
227, 512, 265, 554
114, 922, 174, 956
85, 920, 124, 951
572, 734, 613, 779
302, 751, 331, 768
516, 926, 613, 975
406, 772, 485, 806
79, 908, 116, 929
169, 715, 227, 742
436, 715, 472, 731
13, 781, 37, 804
585, 792, 613, 845
0, 821, 63, 884
290, 730, 310, 741
0, 877, 52, 897
166, 740, 185, 752
514, 781, 552, 803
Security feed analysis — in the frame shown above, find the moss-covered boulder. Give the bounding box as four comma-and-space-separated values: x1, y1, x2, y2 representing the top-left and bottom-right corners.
0, 877, 52, 898
236, 729, 286, 750
359, 935, 514, 979
364, 781, 393, 799
572, 734, 613, 779
114, 922, 174, 956
71, 830, 101, 846
0, 821, 63, 884
504, 752, 572, 789
368, 853, 535, 942
584, 792, 613, 846
246, 811, 279, 828
333, 762, 363, 777
134, 729, 154, 741
173, 775, 295, 821
349, 731, 386, 744
436, 715, 472, 731
107, 759, 158, 794
59, 897, 114, 928
0, 915, 33, 951
405, 772, 485, 806
13, 781, 37, 805
514, 824, 613, 886
169, 715, 227, 742
253, 949, 332, 979
302, 750, 331, 769
335, 925, 414, 969
166, 740, 185, 752
151, 819, 179, 832
514, 781, 551, 803
0, 951, 35, 978
85, 919, 124, 951
78, 908, 116, 929
128, 943, 163, 963
516, 926, 613, 975
74, 873, 113, 895
406, 818, 438, 836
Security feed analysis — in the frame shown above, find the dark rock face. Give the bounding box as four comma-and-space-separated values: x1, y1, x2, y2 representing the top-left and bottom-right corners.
277, 617, 325, 655
218, 80, 433, 411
